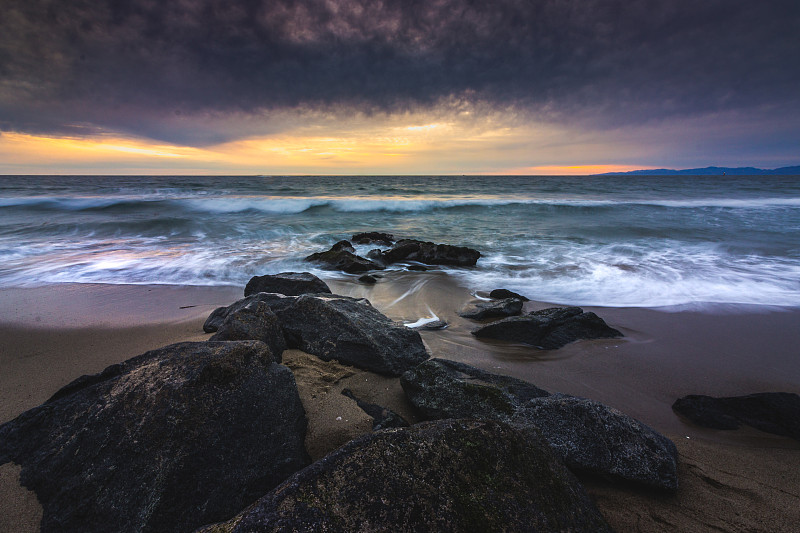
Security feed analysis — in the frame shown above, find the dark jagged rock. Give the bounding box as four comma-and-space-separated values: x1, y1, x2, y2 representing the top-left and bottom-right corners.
406, 263, 428, 271
351, 232, 395, 245
244, 271, 331, 297
0, 341, 309, 533
278, 294, 429, 376
673, 392, 800, 440
401, 359, 678, 491
514, 394, 679, 491
472, 306, 622, 349
209, 300, 287, 361
197, 420, 612, 533
203, 292, 296, 333
489, 288, 530, 301
304, 243, 384, 273
458, 297, 524, 320
341, 388, 409, 430
358, 274, 378, 284
400, 358, 549, 421
379, 239, 481, 266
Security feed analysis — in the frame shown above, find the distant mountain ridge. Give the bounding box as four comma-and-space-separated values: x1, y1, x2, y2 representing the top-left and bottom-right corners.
598, 166, 800, 176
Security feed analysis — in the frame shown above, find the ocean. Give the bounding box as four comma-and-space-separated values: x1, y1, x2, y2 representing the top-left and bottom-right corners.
1, 174, 799, 308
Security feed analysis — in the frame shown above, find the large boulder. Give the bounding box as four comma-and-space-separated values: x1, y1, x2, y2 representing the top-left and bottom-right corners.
489, 288, 530, 301
673, 392, 800, 440
514, 395, 679, 491
472, 306, 623, 349
203, 292, 296, 333
244, 271, 331, 297
379, 239, 481, 266
304, 240, 384, 273
278, 294, 429, 376
0, 341, 309, 533
209, 300, 287, 360
401, 358, 549, 420
458, 297, 524, 320
401, 359, 678, 491
198, 420, 612, 533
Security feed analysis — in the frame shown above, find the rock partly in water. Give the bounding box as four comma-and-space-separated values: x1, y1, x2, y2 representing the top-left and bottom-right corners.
278, 294, 429, 376
379, 239, 481, 266
341, 388, 409, 430
0, 341, 309, 533
198, 420, 613, 533
209, 300, 287, 361
203, 292, 296, 333
406, 264, 428, 271
351, 232, 395, 245
401, 358, 549, 421
415, 319, 448, 330
489, 288, 530, 301
244, 271, 331, 297
472, 306, 623, 349
673, 392, 800, 440
458, 297, 524, 320
514, 394, 679, 491
304, 242, 384, 274
401, 358, 678, 491
358, 274, 378, 284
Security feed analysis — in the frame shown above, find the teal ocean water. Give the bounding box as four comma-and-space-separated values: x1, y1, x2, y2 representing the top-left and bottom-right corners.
1, 174, 799, 308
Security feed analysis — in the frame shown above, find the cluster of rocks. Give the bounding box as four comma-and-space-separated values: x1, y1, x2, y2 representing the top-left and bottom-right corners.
304, 232, 481, 274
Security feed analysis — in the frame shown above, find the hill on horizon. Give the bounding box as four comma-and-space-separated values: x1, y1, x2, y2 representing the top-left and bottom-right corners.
598, 166, 800, 176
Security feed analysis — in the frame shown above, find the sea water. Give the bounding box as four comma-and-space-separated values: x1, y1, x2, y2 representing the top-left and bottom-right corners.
1, 174, 798, 308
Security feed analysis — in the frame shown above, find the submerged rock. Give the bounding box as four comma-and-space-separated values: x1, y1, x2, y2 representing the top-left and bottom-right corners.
198, 420, 612, 533
472, 306, 622, 349
351, 231, 395, 245
203, 292, 296, 333
0, 341, 309, 533
489, 288, 530, 301
379, 239, 481, 266
244, 271, 331, 297
341, 388, 409, 430
673, 392, 800, 440
278, 294, 429, 376
458, 297, 524, 320
401, 358, 678, 491
358, 274, 378, 284
209, 300, 287, 361
304, 243, 384, 273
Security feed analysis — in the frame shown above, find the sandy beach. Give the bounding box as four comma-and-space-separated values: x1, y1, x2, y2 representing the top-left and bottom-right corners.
1, 278, 799, 532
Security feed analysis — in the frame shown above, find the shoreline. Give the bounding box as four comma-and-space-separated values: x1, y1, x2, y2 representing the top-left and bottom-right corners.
1, 279, 799, 531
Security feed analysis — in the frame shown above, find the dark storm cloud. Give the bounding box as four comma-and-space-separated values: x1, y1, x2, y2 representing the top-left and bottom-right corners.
1, 0, 798, 144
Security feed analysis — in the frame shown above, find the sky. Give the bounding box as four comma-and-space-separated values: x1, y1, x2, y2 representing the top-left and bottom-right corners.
1, 0, 799, 175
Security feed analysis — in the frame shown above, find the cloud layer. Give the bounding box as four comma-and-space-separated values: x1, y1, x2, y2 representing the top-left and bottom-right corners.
1, 0, 799, 145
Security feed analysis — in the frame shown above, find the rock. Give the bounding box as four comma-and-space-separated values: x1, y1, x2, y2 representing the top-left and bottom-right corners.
304, 244, 384, 273
489, 288, 530, 301
341, 388, 409, 430
358, 274, 378, 284
198, 420, 612, 533
472, 306, 623, 349
672, 392, 800, 440
458, 297, 524, 319
244, 271, 331, 297
209, 300, 287, 361
278, 294, 429, 376
407, 264, 428, 271
203, 292, 296, 333
0, 341, 309, 533
416, 320, 448, 330
379, 239, 481, 266
514, 395, 679, 491
351, 232, 395, 245
401, 359, 678, 491
401, 358, 550, 421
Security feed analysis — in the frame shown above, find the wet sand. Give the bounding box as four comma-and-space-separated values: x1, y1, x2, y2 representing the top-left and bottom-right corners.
1, 279, 799, 532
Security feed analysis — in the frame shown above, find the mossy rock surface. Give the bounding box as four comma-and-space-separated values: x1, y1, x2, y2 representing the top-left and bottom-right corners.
199, 419, 612, 533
